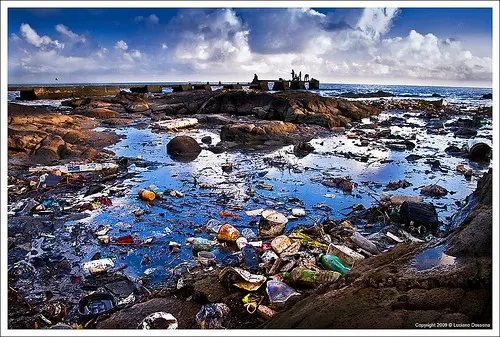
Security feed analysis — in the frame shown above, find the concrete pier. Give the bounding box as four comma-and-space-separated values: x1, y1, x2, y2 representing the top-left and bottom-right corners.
8, 77, 320, 99
15, 86, 122, 100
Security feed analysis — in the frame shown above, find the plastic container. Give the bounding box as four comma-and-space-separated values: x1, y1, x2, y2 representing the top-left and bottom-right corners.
115, 234, 134, 245
319, 254, 351, 274
241, 228, 257, 239
187, 237, 217, 251
197, 251, 216, 266
217, 224, 240, 241
265, 280, 300, 307
236, 237, 248, 250
271, 235, 292, 254
81, 258, 114, 275
138, 189, 155, 201
242, 245, 260, 272
78, 293, 116, 318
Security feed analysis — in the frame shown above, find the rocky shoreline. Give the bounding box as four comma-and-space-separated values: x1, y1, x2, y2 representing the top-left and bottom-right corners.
7, 89, 492, 329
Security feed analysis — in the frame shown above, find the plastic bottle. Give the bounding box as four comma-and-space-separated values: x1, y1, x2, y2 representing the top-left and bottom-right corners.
319, 254, 351, 274
284, 266, 341, 287
265, 280, 300, 307
138, 189, 155, 201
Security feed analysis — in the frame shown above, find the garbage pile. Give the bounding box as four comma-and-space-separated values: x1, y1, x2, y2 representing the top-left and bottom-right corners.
167, 198, 439, 327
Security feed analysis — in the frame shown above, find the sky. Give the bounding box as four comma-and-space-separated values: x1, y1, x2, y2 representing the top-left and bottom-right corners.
7, 7, 493, 87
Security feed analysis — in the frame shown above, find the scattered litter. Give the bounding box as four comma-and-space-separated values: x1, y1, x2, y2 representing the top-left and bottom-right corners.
139, 312, 178, 330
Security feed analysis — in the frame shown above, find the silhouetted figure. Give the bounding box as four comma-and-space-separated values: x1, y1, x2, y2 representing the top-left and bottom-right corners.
299, 71, 302, 81
304, 74, 310, 81
252, 73, 259, 83
291, 69, 295, 81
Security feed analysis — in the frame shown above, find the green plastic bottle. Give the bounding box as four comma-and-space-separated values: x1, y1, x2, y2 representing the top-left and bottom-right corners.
319, 254, 351, 274
284, 266, 341, 287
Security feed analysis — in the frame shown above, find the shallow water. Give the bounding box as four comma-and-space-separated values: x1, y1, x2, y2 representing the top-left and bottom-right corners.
62, 110, 491, 286
412, 245, 456, 271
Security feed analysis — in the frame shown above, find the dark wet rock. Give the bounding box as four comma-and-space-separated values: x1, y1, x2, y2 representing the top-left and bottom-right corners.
447, 170, 492, 257
201, 135, 212, 144
421, 184, 448, 198
431, 93, 444, 98
125, 101, 150, 113
166, 135, 202, 160
482, 93, 492, 99
405, 154, 423, 161
386, 180, 411, 191
399, 201, 439, 230
454, 128, 477, 138
293, 141, 315, 158
444, 145, 466, 156
446, 118, 482, 129
96, 297, 200, 329
207, 144, 226, 154
61, 97, 92, 108
340, 90, 394, 98
317, 176, 354, 193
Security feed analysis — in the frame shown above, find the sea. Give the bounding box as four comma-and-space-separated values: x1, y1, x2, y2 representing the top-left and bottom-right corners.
7, 83, 493, 107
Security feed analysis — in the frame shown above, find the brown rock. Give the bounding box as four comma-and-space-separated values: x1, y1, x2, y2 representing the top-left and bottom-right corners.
31, 134, 67, 163
78, 108, 120, 118
125, 101, 150, 113
220, 121, 297, 143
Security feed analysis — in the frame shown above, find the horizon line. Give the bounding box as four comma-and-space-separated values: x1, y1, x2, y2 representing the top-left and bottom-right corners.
7, 81, 493, 90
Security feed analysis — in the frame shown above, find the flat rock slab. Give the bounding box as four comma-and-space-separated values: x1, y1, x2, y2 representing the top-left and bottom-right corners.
96, 297, 201, 329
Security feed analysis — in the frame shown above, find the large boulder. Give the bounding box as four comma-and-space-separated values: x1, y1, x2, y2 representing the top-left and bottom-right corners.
166, 136, 202, 161
150, 91, 379, 129
31, 134, 67, 163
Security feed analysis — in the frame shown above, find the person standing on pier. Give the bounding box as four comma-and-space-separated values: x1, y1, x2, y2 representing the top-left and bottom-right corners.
291, 69, 295, 81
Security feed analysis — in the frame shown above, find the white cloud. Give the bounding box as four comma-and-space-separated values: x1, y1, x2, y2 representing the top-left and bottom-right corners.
161, 43, 168, 49
114, 40, 128, 50
173, 9, 251, 69
10, 33, 21, 42
96, 47, 108, 59
369, 30, 492, 81
55, 24, 86, 42
356, 8, 399, 40
147, 14, 159, 24
20, 23, 63, 49
135, 14, 159, 24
